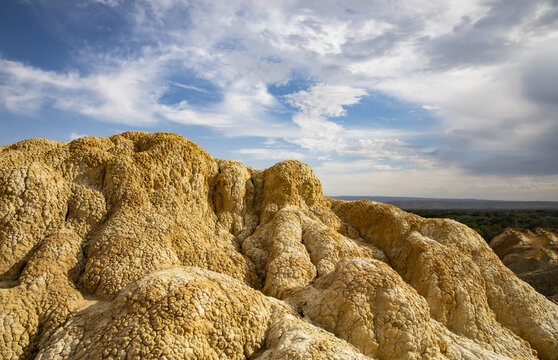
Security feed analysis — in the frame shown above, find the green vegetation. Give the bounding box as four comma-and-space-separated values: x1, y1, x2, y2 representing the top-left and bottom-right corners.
408, 210, 558, 243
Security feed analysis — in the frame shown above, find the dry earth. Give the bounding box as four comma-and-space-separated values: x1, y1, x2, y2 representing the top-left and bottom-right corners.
0, 132, 557, 359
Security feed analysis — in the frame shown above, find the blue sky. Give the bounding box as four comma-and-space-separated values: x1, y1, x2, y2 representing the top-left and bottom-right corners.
1, 0, 558, 200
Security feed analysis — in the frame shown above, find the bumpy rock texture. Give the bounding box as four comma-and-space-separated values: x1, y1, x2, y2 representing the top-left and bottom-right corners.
490, 228, 558, 299
0, 132, 557, 360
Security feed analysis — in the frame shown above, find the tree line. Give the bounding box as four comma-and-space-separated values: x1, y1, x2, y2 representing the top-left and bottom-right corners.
408, 210, 558, 243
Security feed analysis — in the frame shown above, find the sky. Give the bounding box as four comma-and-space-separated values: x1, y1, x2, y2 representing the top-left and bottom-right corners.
1, 0, 557, 200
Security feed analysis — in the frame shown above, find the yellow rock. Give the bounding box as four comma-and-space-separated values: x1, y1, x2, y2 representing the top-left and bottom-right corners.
0, 132, 556, 359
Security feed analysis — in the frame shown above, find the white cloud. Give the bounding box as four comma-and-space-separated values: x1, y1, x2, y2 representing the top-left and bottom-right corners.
280, 84, 369, 153
235, 148, 306, 160
170, 82, 209, 94
284, 84, 367, 118
317, 159, 400, 175
0, 58, 163, 125
88, 0, 121, 7
159, 79, 295, 138
254, 12, 351, 56
69, 132, 87, 140
0, 55, 286, 132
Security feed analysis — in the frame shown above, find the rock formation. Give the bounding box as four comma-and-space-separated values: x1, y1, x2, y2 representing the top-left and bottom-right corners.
0, 132, 556, 359
490, 228, 558, 299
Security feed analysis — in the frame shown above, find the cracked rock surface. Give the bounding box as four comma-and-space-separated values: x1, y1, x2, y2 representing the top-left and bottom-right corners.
0, 132, 557, 359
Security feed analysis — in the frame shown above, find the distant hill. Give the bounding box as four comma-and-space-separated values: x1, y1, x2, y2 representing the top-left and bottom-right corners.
331, 196, 558, 210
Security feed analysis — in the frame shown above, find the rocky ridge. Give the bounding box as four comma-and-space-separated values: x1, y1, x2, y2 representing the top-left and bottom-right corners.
490, 228, 558, 300
0, 132, 557, 359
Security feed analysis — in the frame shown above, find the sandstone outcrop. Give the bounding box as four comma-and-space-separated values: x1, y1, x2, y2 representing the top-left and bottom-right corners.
490, 228, 558, 299
0, 132, 557, 359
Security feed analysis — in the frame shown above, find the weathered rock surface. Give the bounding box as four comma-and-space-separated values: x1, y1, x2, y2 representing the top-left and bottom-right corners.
490, 228, 558, 299
0, 132, 557, 359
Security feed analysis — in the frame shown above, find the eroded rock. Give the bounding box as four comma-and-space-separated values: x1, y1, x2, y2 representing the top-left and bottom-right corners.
0, 132, 556, 359
490, 228, 558, 299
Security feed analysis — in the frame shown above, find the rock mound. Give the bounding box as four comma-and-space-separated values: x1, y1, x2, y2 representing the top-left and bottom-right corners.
0, 132, 557, 359
490, 228, 558, 298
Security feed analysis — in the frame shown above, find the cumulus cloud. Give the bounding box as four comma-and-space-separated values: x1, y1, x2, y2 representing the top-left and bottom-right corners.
284, 84, 366, 119
283, 84, 365, 150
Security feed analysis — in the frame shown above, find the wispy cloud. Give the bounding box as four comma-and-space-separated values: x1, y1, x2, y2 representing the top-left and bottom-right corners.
169, 82, 209, 94
317, 159, 401, 174
235, 148, 306, 160
88, 0, 121, 7
69, 132, 87, 140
